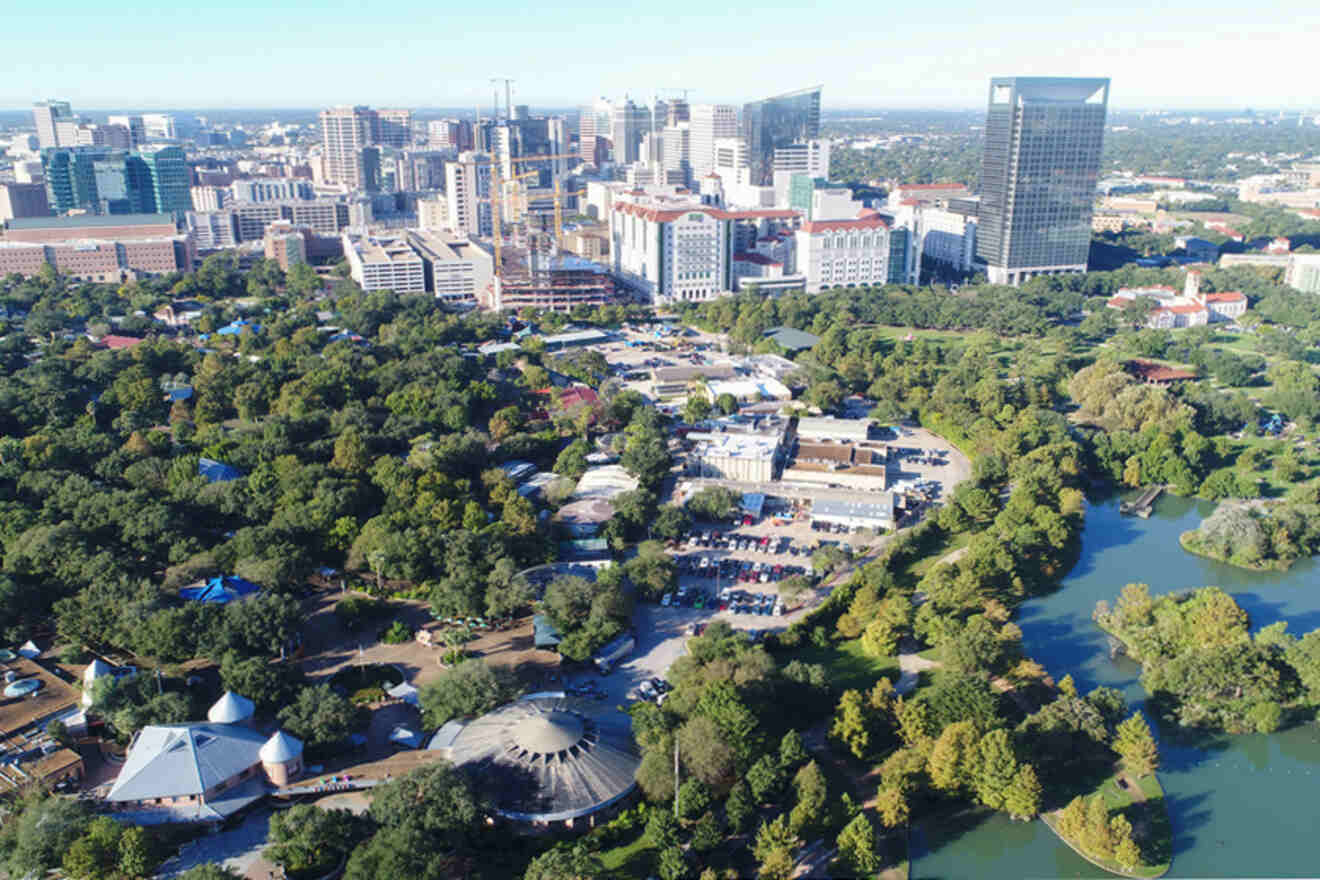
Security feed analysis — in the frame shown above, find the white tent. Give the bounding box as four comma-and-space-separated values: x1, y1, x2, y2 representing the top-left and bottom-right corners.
389, 726, 423, 749
17, 640, 40, 659
386, 681, 420, 706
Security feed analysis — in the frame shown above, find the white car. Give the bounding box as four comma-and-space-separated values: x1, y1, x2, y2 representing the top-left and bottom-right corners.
661, 593, 672, 606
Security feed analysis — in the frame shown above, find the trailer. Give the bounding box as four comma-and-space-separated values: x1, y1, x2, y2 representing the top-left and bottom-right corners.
594, 633, 635, 673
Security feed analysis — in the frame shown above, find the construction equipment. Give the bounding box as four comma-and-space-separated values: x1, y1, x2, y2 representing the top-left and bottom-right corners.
489, 77, 515, 121
552, 180, 588, 249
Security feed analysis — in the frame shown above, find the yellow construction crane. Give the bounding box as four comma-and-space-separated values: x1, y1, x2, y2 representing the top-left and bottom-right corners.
553, 180, 588, 249
474, 153, 580, 283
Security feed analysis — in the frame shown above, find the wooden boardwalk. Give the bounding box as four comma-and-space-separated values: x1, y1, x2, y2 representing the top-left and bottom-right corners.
1120, 486, 1163, 518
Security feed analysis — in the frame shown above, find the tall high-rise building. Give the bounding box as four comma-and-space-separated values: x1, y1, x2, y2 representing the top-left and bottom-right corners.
138, 146, 192, 216
373, 109, 413, 148
42, 148, 110, 213
142, 113, 177, 140
33, 99, 73, 149
662, 124, 691, 185
741, 87, 821, 187
689, 104, 738, 181
578, 99, 613, 164
91, 153, 154, 214
427, 119, 473, 152
0, 183, 51, 221
976, 77, 1110, 286
610, 99, 651, 165
445, 152, 493, 237
319, 106, 376, 191
108, 115, 148, 148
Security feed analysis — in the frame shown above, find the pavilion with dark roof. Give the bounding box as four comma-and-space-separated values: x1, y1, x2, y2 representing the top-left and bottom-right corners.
428, 693, 640, 828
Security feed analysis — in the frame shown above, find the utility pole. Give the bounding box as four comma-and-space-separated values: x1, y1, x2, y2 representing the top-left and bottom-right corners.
673, 736, 680, 818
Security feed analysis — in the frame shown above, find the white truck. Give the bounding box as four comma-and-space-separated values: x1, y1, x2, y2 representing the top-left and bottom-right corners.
594, 633, 636, 674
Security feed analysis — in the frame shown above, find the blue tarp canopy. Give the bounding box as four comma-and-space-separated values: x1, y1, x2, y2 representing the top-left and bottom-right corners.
217, 320, 261, 336
199, 458, 242, 483
180, 575, 260, 604
533, 614, 563, 649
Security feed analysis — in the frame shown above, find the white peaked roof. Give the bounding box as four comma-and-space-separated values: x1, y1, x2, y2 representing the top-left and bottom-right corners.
107, 723, 267, 802
207, 691, 255, 724
17, 640, 40, 659
83, 659, 113, 685
259, 730, 303, 763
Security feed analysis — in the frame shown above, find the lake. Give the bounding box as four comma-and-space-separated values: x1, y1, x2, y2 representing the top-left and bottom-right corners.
912, 493, 1320, 879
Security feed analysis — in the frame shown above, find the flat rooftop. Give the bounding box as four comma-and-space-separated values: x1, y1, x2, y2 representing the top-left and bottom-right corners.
350, 235, 421, 265
0, 657, 81, 738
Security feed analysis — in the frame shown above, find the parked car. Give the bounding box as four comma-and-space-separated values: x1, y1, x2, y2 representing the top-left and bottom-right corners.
661, 593, 672, 606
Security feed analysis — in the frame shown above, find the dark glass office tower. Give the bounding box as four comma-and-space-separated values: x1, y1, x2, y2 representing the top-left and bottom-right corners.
741, 86, 820, 187
976, 77, 1109, 286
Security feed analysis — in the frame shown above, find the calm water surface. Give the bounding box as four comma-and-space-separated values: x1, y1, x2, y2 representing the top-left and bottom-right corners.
913, 494, 1320, 879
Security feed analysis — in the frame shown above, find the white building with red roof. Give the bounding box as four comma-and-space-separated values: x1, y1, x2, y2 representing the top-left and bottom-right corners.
794, 211, 909, 293
1107, 270, 1246, 328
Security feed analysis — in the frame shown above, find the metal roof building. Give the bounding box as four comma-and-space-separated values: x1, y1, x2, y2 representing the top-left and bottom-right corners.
811, 496, 894, 529
429, 693, 640, 827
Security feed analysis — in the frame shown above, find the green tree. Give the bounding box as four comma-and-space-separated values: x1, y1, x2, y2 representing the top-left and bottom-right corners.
747, 753, 786, 803
834, 812, 881, 876
1081, 795, 1114, 859
418, 659, 517, 727
874, 786, 909, 829
676, 778, 712, 821
927, 720, 977, 793
753, 815, 799, 880
779, 729, 809, 771
691, 811, 723, 852
725, 779, 756, 831
830, 688, 871, 759
484, 558, 534, 618
332, 426, 371, 473
522, 844, 604, 880
657, 845, 690, 880
264, 805, 372, 875
972, 728, 1019, 811
788, 760, 828, 836
1002, 763, 1042, 821
1113, 712, 1159, 778
277, 684, 361, 749
116, 825, 153, 879
62, 816, 122, 880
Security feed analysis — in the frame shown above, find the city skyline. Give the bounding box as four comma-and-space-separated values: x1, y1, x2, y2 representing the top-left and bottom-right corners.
3, 0, 1315, 111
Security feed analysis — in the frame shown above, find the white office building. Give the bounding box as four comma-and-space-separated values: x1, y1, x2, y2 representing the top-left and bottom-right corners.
342, 233, 426, 293
795, 215, 908, 292
688, 104, 738, 181
405, 229, 493, 304
611, 201, 733, 304
444, 153, 492, 238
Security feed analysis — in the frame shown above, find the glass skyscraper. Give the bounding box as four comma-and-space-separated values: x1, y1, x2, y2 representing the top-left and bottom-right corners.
975, 77, 1109, 286
741, 86, 821, 187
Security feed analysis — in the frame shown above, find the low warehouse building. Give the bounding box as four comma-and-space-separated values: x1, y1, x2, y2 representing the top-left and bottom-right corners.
811, 496, 894, 531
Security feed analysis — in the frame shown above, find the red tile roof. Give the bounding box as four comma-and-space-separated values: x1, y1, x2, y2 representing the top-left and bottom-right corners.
1205, 291, 1246, 303
1127, 360, 1195, 382
801, 217, 891, 233
613, 202, 798, 223
100, 334, 143, 350
1169, 304, 1206, 314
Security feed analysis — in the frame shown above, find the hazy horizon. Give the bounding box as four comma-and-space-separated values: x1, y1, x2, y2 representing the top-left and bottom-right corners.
6, 0, 1318, 113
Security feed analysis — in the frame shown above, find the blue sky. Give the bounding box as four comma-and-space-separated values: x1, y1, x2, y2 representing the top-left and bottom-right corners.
5, 0, 1317, 110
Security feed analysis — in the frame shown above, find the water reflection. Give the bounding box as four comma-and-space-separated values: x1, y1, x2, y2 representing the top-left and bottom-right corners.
917, 496, 1320, 879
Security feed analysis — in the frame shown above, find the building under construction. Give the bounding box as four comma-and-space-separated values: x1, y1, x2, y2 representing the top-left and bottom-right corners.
485, 239, 616, 312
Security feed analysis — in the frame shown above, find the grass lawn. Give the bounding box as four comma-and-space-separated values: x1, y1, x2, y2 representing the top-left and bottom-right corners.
598, 828, 656, 879
904, 530, 974, 582
792, 637, 900, 694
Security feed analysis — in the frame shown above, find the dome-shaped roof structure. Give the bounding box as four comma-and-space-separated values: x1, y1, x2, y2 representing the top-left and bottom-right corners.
259, 730, 303, 763
429, 694, 639, 823
207, 691, 255, 724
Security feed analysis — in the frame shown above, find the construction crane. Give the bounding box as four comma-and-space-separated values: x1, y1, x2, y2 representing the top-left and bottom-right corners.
553, 180, 588, 249
489, 77, 515, 121
474, 152, 580, 284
